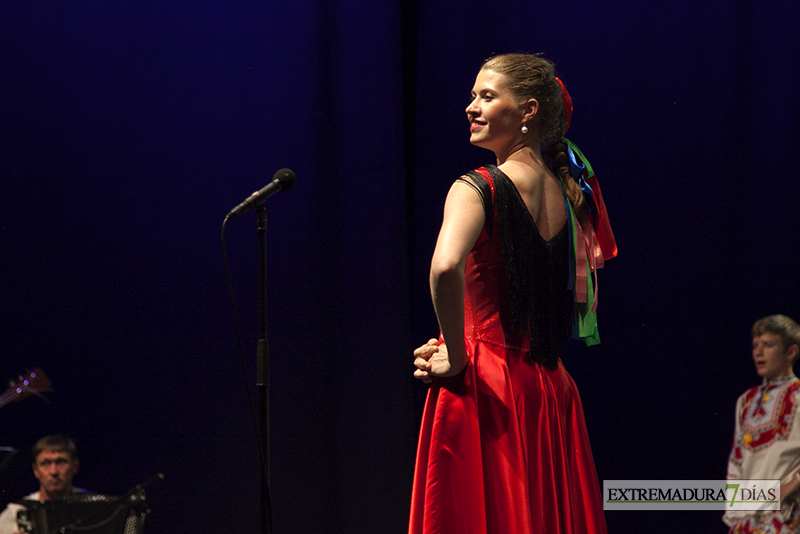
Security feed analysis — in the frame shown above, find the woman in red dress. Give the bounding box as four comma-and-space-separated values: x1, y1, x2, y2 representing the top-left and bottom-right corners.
409, 53, 615, 534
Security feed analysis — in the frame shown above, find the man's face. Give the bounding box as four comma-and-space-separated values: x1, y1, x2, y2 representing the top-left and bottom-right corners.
32, 449, 79, 499
752, 333, 795, 381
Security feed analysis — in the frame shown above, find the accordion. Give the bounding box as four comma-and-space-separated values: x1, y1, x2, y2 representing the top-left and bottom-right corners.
17, 493, 148, 534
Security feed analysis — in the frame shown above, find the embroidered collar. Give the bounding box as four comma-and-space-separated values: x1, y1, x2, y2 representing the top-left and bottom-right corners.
762, 373, 797, 388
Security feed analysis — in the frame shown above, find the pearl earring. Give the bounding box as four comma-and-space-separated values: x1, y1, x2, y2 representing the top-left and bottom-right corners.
521, 124, 528, 134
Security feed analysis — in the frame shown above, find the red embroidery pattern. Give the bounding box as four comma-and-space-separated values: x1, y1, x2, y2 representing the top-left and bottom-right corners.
740, 381, 800, 452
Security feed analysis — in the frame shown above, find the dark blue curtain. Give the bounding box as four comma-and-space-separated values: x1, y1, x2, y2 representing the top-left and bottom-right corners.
2, 0, 798, 532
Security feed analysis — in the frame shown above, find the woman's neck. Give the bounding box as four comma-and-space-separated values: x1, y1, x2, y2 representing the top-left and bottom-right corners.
496, 144, 545, 171
494, 133, 543, 166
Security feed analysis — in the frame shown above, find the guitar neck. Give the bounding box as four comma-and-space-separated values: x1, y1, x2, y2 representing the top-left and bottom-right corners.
1, 369, 52, 409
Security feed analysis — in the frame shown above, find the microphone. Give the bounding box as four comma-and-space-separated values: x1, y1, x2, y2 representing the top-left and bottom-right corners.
226, 168, 297, 220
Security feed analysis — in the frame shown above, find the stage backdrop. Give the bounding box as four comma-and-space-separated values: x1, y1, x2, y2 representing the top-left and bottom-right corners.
1, 0, 798, 532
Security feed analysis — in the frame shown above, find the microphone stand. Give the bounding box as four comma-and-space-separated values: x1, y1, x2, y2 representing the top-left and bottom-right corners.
255, 204, 273, 534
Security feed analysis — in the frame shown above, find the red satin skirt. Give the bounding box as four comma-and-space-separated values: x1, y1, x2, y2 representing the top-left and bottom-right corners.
408, 340, 607, 534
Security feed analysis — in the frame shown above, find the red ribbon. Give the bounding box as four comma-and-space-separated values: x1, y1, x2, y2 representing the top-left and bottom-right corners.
586, 174, 617, 260
555, 77, 573, 135
579, 216, 604, 313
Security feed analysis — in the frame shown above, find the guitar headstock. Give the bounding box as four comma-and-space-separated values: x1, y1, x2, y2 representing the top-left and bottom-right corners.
4, 368, 52, 404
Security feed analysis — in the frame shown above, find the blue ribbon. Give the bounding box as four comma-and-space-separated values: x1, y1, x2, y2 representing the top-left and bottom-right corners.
566, 143, 599, 225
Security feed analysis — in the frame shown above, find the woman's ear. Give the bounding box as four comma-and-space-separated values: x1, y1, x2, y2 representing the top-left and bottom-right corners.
521, 98, 539, 124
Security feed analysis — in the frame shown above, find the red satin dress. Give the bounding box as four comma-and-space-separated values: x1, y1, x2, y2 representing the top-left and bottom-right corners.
408, 169, 607, 534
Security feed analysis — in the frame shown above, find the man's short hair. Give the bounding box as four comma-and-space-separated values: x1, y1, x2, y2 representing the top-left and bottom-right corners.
32, 435, 78, 462
752, 315, 800, 355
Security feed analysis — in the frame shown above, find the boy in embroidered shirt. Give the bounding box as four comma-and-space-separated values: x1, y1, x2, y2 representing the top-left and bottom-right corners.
724, 315, 800, 533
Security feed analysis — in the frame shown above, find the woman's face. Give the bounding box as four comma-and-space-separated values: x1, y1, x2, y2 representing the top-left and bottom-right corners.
466, 68, 524, 152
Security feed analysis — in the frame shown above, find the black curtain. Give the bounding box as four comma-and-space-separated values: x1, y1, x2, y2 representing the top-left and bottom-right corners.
1, 0, 798, 532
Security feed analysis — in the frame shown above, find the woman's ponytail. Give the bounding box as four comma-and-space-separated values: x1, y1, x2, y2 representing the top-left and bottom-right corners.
547, 140, 585, 211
